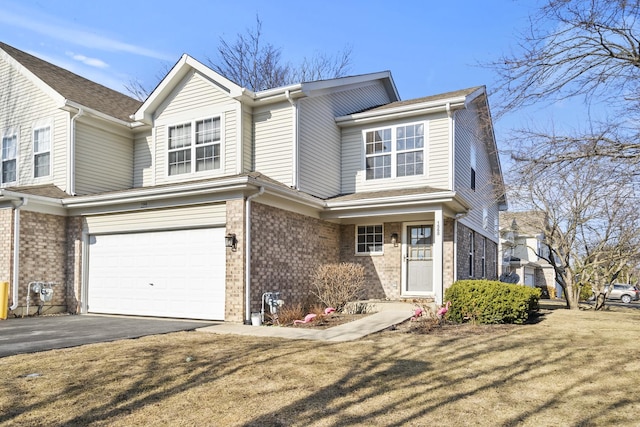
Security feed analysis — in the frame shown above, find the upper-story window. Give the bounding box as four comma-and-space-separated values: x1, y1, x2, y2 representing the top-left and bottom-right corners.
1, 130, 17, 184
365, 122, 425, 180
168, 117, 221, 176
33, 125, 51, 178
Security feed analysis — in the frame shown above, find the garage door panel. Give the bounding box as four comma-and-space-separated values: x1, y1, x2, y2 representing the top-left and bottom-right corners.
87, 228, 226, 320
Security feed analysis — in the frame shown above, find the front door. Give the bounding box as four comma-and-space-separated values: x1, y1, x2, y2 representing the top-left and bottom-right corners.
405, 225, 433, 294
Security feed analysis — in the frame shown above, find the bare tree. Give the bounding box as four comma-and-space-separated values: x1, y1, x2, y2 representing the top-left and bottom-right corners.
126, 16, 353, 99
509, 159, 640, 310
210, 16, 352, 91
210, 16, 290, 91
491, 0, 640, 166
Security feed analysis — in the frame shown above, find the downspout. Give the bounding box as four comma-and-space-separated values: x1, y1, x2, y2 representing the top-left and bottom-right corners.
9, 197, 26, 311
244, 186, 265, 324
68, 108, 85, 196
285, 90, 299, 190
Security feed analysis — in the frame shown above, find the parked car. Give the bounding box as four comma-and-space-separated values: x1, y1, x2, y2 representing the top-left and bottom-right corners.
602, 284, 640, 303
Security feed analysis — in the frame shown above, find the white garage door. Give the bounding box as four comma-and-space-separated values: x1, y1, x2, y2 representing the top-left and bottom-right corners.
87, 228, 226, 320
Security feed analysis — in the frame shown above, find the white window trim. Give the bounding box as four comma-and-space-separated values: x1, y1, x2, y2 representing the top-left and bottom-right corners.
32, 119, 53, 180
355, 224, 384, 255
1, 126, 19, 186
165, 115, 225, 179
362, 121, 428, 181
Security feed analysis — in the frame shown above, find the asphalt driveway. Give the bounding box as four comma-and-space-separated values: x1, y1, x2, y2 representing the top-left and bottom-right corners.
0, 314, 216, 357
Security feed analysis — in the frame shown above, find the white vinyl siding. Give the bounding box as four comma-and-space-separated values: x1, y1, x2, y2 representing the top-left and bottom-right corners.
454, 104, 499, 240
298, 82, 392, 198
253, 102, 293, 186
341, 113, 450, 194
84, 203, 226, 234
242, 107, 253, 173
0, 55, 68, 189
153, 71, 238, 185
75, 121, 133, 195
133, 132, 152, 187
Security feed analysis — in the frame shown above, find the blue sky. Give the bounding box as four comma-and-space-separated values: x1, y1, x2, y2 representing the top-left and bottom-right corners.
0, 0, 555, 150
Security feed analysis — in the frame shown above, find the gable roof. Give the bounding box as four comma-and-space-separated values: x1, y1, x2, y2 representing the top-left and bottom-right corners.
0, 42, 141, 123
135, 53, 400, 123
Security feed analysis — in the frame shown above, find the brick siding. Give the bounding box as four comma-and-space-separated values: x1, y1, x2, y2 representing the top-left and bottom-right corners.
340, 222, 402, 300
456, 222, 499, 282
249, 202, 340, 315
225, 199, 245, 322
14, 211, 67, 316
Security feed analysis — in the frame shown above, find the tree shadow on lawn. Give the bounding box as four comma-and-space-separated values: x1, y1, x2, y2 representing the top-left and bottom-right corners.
3, 309, 638, 426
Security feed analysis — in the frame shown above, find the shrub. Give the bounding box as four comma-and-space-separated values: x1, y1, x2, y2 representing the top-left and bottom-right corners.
272, 303, 306, 326
311, 262, 365, 311
444, 279, 540, 325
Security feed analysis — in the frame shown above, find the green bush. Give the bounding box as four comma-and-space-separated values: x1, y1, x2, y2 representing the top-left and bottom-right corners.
444, 280, 541, 325
579, 284, 592, 301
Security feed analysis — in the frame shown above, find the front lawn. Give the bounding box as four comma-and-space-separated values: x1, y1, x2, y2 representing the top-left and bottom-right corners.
1, 304, 639, 426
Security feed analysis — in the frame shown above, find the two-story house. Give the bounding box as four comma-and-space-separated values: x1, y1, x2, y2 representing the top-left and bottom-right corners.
0, 42, 506, 323
499, 211, 556, 297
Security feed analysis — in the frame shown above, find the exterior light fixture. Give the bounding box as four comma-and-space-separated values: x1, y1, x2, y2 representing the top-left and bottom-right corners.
225, 233, 238, 251
390, 232, 399, 247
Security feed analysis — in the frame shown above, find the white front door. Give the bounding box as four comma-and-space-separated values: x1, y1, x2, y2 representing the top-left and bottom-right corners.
87, 228, 226, 320
403, 224, 434, 295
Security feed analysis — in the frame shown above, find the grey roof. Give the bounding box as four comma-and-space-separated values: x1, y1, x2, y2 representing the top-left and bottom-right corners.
326, 186, 450, 202
363, 86, 484, 113
4, 184, 72, 199
0, 42, 142, 122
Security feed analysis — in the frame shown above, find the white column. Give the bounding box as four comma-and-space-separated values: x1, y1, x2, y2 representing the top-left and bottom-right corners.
434, 207, 444, 305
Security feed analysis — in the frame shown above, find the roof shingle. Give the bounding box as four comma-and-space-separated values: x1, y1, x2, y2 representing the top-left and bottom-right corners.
0, 42, 142, 122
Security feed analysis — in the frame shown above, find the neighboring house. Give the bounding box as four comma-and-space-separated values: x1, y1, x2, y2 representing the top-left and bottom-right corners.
0, 42, 506, 323
498, 211, 556, 297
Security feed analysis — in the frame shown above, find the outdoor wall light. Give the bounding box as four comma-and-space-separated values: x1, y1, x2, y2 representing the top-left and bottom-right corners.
225, 233, 238, 251
390, 233, 399, 247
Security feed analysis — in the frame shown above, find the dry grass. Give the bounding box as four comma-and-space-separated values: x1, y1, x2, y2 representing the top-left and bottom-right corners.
2, 302, 640, 426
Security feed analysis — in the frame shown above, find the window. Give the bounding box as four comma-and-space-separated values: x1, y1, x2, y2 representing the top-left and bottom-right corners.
33, 126, 51, 178
356, 225, 383, 254
168, 117, 221, 176
468, 231, 475, 277
365, 122, 424, 180
2, 131, 17, 184
481, 237, 487, 278
470, 143, 477, 191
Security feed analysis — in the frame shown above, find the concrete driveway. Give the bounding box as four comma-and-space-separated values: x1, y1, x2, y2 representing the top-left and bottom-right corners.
0, 314, 216, 357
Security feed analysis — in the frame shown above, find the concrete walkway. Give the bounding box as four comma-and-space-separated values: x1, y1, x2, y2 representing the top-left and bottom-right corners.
198, 301, 417, 342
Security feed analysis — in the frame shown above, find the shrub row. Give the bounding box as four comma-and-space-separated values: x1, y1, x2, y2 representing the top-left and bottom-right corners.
444, 280, 540, 324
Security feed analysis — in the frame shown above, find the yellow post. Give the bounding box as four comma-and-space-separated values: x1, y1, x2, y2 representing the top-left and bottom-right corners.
0, 281, 8, 320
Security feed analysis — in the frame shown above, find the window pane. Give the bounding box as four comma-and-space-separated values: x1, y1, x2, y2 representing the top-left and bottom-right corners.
168, 149, 191, 175
34, 128, 51, 152
2, 159, 16, 183
2, 136, 17, 160
356, 224, 384, 254
196, 118, 220, 145
34, 153, 50, 178
168, 124, 191, 149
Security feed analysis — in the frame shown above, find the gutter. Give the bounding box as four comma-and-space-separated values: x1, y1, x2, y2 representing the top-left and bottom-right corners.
244, 186, 264, 324
9, 197, 26, 311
